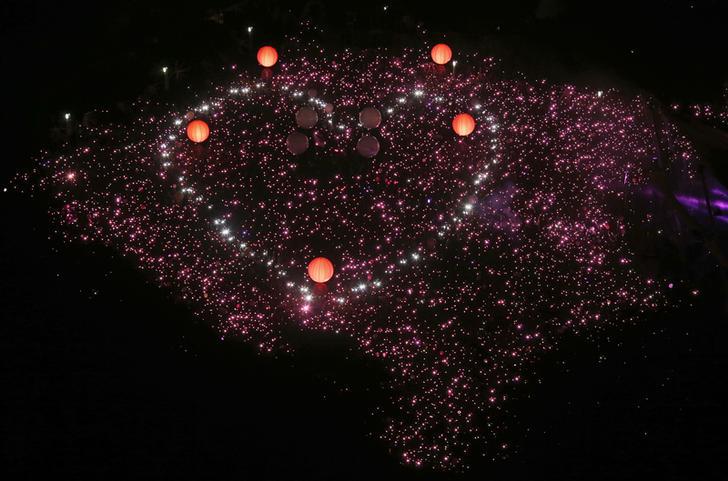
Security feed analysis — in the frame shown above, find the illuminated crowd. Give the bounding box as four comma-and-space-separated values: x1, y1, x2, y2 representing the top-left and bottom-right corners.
21, 35, 699, 469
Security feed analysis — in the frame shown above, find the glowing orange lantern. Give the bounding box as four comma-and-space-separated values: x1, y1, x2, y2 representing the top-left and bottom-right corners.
431, 43, 452, 65
186, 119, 210, 143
257, 46, 278, 67
308, 257, 334, 283
452, 113, 475, 136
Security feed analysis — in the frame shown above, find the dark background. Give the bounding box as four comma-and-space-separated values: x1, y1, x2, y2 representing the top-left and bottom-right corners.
1, 1, 727, 479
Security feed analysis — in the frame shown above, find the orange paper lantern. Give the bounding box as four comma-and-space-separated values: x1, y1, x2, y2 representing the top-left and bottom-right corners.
308, 257, 334, 283
452, 113, 475, 136
257, 46, 278, 67
186, 119, 210, 143
431, 43, 452, 65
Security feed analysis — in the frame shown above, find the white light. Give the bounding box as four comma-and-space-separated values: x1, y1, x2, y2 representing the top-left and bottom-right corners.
247, 26, 253, 33
597, 90, 604, 98
64, 113, 71, 120
162, 66, 168, 74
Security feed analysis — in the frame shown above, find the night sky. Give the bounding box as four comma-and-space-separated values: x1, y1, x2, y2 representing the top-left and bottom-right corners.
2, 1, 727, 479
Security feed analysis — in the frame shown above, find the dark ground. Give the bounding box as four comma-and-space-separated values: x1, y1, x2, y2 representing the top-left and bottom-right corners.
1, 1, 727, 479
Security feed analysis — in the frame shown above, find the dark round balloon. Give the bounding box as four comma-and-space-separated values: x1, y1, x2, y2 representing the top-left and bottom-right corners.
359, 107, 382, 129
295, 107, 318, 129
356, 135, 380, 158
286, 132, 309, 155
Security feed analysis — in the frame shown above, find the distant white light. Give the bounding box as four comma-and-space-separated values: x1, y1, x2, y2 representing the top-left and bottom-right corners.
162, 66, 168, 74
247, 26, 253, 33
64, 113, 71, 120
